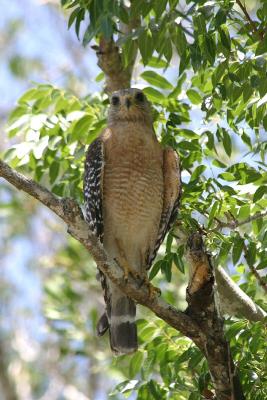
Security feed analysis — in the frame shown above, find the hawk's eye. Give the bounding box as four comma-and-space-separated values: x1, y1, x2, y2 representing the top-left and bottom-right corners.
111, 96, 120, 106
135, 92, 145, 102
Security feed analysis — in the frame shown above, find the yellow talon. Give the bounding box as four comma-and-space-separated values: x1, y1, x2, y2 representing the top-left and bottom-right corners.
114, 250, 161, 299
148, 283, 161, 299
138, 274, 161, 299
115, 257, 140, 282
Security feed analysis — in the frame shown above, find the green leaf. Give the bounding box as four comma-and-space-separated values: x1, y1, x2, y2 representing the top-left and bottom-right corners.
188, 349, 204, 369
68, 7, 80, 29
12, 142, 33, 160
212, 159, 227, 168
141, 71, 173, 90
147, 57, 168, 69
241, 131, 252, 149
245, 241, 256, 266
173, 253, 184, 274
219, 172, 236, 181
227, 320, 247, 339
89, 0, 103, 29
163, 258, 172, 282
172, 24, 187, 57
49, 161, 60, 184
123, 38, 137, 68
163, 38, 172, 63
208, 200, 219, 227
3, 148, 17, 163
18, 88, 38, 103
190, 165, 206, 181
83, 24, 98, 46
186, 89, 202, 105
219, 25, 231, 52
153, 0, 167, 19
129, 352, 144, 379
232, 235, 244, 265
253, 186, 267, 202
147, 380, 163, 400
95, 72, 104, 82
110, 380, 139, 396
139, 29, 154, 65
75, 8, 85, 39
149, 260, 162, 280
172, 129, 198, 139
166, 234, 173, 253
33, 136, 49, 159
143, 87, 165, 103
141, 350, 156, 380
73, 115, 94, 138
222, 129, 232, 157
203, 34, 216, 64
100, 15, 113, 39
238, 205, 250, 219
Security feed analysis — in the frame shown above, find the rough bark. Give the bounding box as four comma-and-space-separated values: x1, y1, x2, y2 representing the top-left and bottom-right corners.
92, 6, 139, 94
186, 234, 245, 400
93, 38, 134, 94
174, 224, 266, 323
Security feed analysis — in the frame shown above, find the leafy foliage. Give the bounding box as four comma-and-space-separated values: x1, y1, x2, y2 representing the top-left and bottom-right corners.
2, 0, 267, 399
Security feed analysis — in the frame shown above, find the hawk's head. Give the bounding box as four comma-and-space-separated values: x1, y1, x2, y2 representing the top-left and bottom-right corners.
108, 88, 152, 124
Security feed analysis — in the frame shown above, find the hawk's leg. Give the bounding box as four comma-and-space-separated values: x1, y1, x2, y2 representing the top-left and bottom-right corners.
114, 238, 142, 282
114, 257, 161, 299
137, 274, 161, 299
114, 256, 141, 281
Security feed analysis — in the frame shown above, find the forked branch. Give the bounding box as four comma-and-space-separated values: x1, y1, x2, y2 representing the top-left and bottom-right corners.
236, 0, 264, 40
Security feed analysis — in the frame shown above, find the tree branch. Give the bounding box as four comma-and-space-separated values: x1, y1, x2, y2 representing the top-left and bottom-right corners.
214, 210, 267, 230
0, 159, 247, 399
215, 266, 266, 321
0, 159, 200, 342
92, 4, 139, 94
236, 0, 264, 40
243, 242, 267, 294
185, 233, 245, 400
92, 38, 134, 94
174, 223, 266, 322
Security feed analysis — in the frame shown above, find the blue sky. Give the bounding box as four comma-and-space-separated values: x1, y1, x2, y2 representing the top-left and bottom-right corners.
0, 0, 101, 121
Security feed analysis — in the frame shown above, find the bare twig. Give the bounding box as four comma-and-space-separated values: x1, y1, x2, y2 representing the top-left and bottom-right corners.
243, 242, 267, 294
236, 0, 264, 40
214, 210, 267, 230
247, 264, 267, 293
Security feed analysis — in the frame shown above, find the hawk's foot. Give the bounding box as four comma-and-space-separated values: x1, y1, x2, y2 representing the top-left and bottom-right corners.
137, 274, 161, 299
148, 283, 161, 299
114, 257, 140, 282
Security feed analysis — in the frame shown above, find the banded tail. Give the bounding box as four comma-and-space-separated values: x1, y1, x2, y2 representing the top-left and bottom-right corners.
97, 287, 137, 355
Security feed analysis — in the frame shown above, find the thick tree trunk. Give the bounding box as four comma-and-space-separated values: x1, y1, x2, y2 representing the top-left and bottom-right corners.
185, 233, 245, 399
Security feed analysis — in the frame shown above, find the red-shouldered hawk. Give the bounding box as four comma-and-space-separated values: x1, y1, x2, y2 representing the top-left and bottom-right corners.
84, 88, 181, 355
